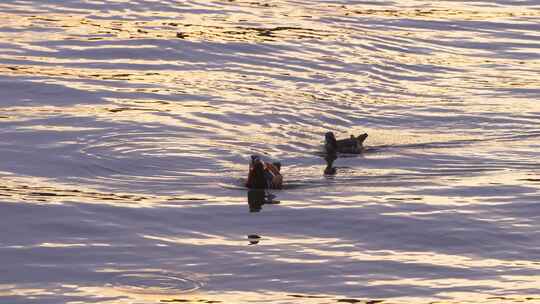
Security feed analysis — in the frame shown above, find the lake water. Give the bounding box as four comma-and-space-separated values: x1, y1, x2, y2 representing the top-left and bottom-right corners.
1, 1, 540, 303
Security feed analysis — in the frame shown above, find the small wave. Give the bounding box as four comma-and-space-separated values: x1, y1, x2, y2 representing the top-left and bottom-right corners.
111, 271, 204, 295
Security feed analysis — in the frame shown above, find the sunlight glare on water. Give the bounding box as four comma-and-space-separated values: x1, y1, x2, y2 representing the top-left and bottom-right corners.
1, 0, 540, 303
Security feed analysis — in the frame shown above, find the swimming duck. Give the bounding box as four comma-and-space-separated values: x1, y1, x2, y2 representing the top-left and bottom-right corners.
324, 131, 368, 154
245, 155, 283, 189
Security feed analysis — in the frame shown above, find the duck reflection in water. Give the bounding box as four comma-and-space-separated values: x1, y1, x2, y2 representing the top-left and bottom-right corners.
322, 131, 368, 176
247, 189, 279, 212
324, 153, 337, 176
246, 190, 279, 246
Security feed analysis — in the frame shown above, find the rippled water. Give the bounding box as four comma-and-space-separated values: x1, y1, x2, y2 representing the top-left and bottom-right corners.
1, 1, 540, 303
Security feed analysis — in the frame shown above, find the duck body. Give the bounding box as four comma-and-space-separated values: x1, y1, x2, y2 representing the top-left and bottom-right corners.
325, 132, 368, 154
245, 155, 283, 189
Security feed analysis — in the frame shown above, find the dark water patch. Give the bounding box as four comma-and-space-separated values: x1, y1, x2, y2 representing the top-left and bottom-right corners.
386, 197, 423, 202
337, 299, 363, 303
0, 179, 157, 206
288, 294, 328, 299
161, 299, 222, 303
166, 197, 208, 201
488, 296, 540, 302
14, 12, 333, 43
521, 178, 540, 182
29, 192, 68, 197
107, 107, 158, 113
348, 7, 537, 20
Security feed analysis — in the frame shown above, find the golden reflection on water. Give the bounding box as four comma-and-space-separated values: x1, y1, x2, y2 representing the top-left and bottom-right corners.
142, 233, 340, 247
0, 0, 538, 106
0, 174, 219, 207
2, 283, 540, 304
2, 1, 540, 304
3, 242, 111, 249
300, 247, 540, 271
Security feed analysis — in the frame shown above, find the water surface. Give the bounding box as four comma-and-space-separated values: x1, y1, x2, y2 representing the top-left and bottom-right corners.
1, 1, 540, 303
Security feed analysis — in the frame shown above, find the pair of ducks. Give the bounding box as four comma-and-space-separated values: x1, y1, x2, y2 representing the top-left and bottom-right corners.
245, 132, 368, 189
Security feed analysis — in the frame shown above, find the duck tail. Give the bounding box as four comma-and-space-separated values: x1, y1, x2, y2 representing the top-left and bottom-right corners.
357, 133, 368, 145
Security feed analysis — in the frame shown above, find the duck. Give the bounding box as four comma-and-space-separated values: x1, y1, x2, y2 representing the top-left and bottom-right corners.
245, 155, 283, 189
324, 131, 368, 154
